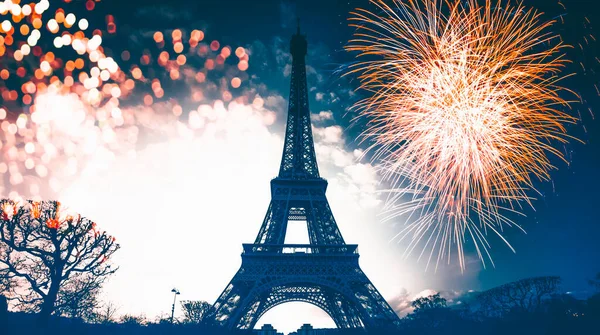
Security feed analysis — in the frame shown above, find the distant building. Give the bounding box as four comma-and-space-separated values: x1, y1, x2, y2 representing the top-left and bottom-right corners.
288, 324, 343, 335
254, 324, 284, 335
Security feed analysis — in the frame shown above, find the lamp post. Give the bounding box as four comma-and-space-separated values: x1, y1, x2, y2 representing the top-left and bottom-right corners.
170, 288, 180, 325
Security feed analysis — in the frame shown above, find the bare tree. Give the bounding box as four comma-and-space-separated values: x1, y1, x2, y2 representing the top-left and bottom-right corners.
93, 301, 120, 324
0, 200, 119, 323
154, 312, 174, 325
180, 300, 214, 324
119, 314, 147, 326
55, 277, 102, 321
476, 276, 561, 317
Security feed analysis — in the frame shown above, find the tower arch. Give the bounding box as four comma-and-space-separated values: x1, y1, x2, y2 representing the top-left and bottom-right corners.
234, 279, 368, 329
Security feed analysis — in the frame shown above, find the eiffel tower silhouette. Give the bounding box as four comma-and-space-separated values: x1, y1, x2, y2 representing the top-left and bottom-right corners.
210, 23, 400, 331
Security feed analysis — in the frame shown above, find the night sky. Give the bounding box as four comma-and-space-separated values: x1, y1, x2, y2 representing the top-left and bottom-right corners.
97, 0, 600, 293
4, 0, 600, 324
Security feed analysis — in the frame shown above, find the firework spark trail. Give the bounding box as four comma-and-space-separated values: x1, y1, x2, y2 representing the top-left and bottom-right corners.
346, 0, 579, 270
0, 0, 252, 201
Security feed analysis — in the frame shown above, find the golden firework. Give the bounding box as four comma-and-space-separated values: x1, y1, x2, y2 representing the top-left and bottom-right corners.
346, 0, 578, 270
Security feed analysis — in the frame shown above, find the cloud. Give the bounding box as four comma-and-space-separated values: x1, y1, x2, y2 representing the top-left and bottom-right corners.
389, 289, 443, 317
313, 125, 343, 144
315, 143, 352, 167
388, 288, 413, 317
247, 40, 271, 72
263, 94, 287, 116
313, 139, 381, 209
283, 64, 292, 77
274, 37, 292, 77
414, 289, 439, 300
344, 163, 378, 190
311, 110, 333, 122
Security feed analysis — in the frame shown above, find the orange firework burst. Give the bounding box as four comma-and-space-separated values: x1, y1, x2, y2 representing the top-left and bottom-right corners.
346, 0, 579, 269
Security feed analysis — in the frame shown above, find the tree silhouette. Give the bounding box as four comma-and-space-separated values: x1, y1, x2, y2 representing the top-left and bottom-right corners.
93, 301, 120, 324
54, 276, 102, 321
119, 314, 147, 325
408, 293, 456, 330
411, 293, 447, 311
0, 200, 119, 324
154, 312, 174, 325
180, 300, 214, 324
476, 276, 561, 317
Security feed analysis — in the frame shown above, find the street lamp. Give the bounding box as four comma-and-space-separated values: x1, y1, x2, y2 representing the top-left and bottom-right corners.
170, 288, 180, 325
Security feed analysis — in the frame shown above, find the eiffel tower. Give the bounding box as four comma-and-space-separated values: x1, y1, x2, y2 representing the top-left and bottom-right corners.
210, 24, 400, 331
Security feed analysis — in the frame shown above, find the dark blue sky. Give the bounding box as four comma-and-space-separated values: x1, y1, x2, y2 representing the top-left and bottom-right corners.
93, 0, 600, 295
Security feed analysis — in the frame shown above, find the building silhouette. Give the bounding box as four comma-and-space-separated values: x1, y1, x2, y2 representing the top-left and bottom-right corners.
253, 324, 284, 335
209, 21, 400, 331
288, 324, 343, 335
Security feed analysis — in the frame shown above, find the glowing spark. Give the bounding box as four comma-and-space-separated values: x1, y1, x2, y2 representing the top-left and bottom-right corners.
346, 0, 578, 270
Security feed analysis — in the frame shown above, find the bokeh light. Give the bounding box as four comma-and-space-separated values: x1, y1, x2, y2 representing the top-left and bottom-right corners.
0, 0, 252, 202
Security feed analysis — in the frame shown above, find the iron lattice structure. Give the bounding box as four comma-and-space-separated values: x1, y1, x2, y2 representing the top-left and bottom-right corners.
210, 25, 400, 331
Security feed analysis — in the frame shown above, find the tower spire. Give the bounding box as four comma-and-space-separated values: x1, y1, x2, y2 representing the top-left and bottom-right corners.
279, 24, 317, 179
297, 17, 301, 35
